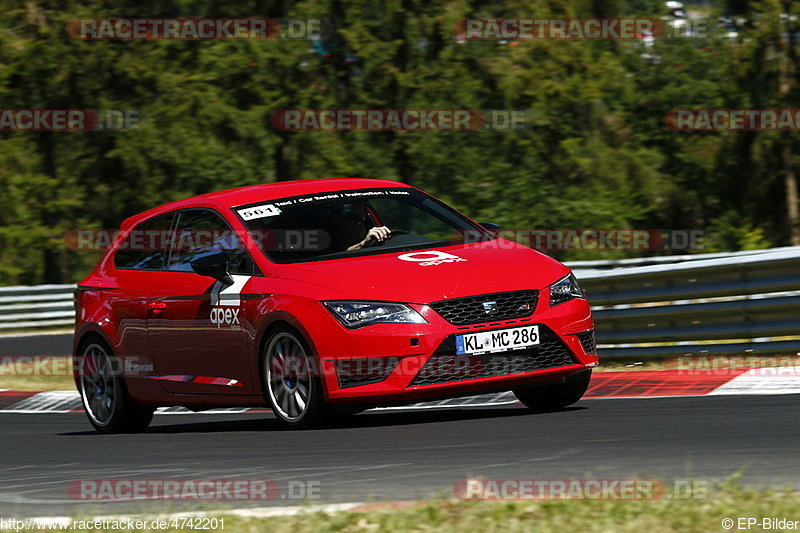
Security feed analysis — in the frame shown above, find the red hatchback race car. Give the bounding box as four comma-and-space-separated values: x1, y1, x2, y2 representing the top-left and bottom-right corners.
74, 178, 597, 431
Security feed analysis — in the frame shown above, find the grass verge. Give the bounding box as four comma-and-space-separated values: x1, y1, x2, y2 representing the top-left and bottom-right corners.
5, 484, 799, 532
0, 357, 75, 391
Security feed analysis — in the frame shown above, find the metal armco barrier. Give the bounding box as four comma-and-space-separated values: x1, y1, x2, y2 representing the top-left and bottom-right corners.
0, 284, 75, 330
1, 247, 798, 360
573, 247, 800, 359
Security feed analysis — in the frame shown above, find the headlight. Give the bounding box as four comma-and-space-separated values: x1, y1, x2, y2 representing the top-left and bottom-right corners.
323, 301, 427, 329
549, 273, 584, 306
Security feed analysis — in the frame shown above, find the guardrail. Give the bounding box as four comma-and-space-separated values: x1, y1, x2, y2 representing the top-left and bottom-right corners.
1, 247, 799, 361
0, 284, 75, 331
568, 245, 800, 271
575, 247, 800, 359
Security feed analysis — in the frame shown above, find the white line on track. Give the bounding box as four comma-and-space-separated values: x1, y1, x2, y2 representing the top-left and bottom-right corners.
5, 378, 800, 416
0, 329, 72, 338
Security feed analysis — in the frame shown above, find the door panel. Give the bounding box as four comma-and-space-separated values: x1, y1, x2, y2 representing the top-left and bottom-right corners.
145, 208, 261, 396
106, 270, 153, 363
145, 272, 257, 395
107, 211, 176, 371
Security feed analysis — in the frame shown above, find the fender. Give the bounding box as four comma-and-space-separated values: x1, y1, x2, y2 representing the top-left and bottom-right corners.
252, 302, 325, 398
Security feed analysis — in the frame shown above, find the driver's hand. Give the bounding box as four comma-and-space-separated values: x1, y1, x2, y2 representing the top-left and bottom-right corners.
349, 226, 391, 251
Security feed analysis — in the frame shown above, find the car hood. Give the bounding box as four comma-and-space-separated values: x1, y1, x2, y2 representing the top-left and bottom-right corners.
275, 240, 570, 303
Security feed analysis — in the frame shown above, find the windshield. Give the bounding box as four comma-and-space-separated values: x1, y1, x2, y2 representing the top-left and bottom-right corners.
234, 188, 493, 263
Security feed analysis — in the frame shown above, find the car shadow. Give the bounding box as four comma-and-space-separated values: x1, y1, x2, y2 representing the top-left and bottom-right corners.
320, 405, 587, 430
60, 405, 587, 435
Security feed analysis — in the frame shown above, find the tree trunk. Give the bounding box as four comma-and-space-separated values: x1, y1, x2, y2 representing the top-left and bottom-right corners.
38, 133, 63, 283
274, 133, 291, 181
778, 30, 799, 245
786, 144, 800, 245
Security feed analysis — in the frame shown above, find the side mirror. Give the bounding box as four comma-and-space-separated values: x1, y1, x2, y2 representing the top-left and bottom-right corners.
190, 252, 233, 286
479, 222, 501, 236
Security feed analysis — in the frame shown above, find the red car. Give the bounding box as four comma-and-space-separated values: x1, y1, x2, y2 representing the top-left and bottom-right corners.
74, 178, 597, 432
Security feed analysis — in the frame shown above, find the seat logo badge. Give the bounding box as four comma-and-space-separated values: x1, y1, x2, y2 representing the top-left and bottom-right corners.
483, 301, 498, 314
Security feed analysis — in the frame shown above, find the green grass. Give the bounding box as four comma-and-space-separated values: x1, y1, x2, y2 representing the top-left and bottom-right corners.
0, 356, 76, 391
5, 484, 800, 532
595, 361, 666, 372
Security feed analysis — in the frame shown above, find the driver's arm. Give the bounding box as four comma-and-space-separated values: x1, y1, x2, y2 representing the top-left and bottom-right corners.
348, 226, 391, 251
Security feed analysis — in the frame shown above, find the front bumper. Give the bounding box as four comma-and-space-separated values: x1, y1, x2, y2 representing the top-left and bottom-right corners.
315, 293, 597, 404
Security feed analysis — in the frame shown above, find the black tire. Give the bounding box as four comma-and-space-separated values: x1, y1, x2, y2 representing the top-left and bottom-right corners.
77, 338, 154, 434
262, 326, 329, 429
513, 370, 592, 412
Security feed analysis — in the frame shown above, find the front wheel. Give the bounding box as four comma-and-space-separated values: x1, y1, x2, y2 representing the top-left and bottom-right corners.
77, 339, 154, 434
513, 370, 592, 412
263, 327, 328, 429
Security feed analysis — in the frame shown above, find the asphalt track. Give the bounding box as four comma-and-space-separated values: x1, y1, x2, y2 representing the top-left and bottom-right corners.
0, 333, 72, 357
2, 335, 800, 519
1, 395, 800, 518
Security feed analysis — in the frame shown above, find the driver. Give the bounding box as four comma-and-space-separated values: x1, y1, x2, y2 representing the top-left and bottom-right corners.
348, 225, 391, 251
330, 202, 391, 251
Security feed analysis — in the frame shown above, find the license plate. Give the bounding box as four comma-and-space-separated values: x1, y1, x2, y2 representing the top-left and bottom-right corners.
455, 325, 540, 355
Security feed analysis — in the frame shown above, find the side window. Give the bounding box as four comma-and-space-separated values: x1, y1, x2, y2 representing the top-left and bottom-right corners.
114, 212, 175, 270
168, 209, 258, 275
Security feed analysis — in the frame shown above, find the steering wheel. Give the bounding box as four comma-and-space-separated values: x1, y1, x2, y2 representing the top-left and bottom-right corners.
363, 228, 410, 248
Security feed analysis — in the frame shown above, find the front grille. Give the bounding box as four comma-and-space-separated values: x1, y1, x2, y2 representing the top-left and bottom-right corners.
335, 357, 399, 388
575, 330, 596, 354
410, 325, 576, 387
430, 290, 538, 325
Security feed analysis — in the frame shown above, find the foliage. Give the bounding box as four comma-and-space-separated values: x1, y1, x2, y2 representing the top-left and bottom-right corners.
0, 0, 796, 283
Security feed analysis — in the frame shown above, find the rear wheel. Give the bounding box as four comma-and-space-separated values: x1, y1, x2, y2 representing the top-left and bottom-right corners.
513, 370, 592, 412
263, 327, 328, 429
77, 339, 154, 434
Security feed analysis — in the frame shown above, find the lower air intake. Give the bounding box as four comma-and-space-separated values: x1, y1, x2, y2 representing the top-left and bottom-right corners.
410, 325, 577, 387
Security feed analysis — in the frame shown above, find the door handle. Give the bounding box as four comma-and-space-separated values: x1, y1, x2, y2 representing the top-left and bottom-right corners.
147, 301, 167, 316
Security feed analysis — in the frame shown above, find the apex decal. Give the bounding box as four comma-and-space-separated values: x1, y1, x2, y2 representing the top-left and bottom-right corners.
397, 250, 467, 266
209, 275, 250, 327
210, 307, 240, 328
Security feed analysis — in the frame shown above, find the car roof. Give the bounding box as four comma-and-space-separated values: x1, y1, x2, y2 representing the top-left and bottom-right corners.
122, 178, 413, 228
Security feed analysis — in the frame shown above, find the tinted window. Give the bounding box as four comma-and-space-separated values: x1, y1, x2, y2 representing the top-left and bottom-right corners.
168, 209, 257, 275
114, 212, 175, 270
235, 188, 492, 263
